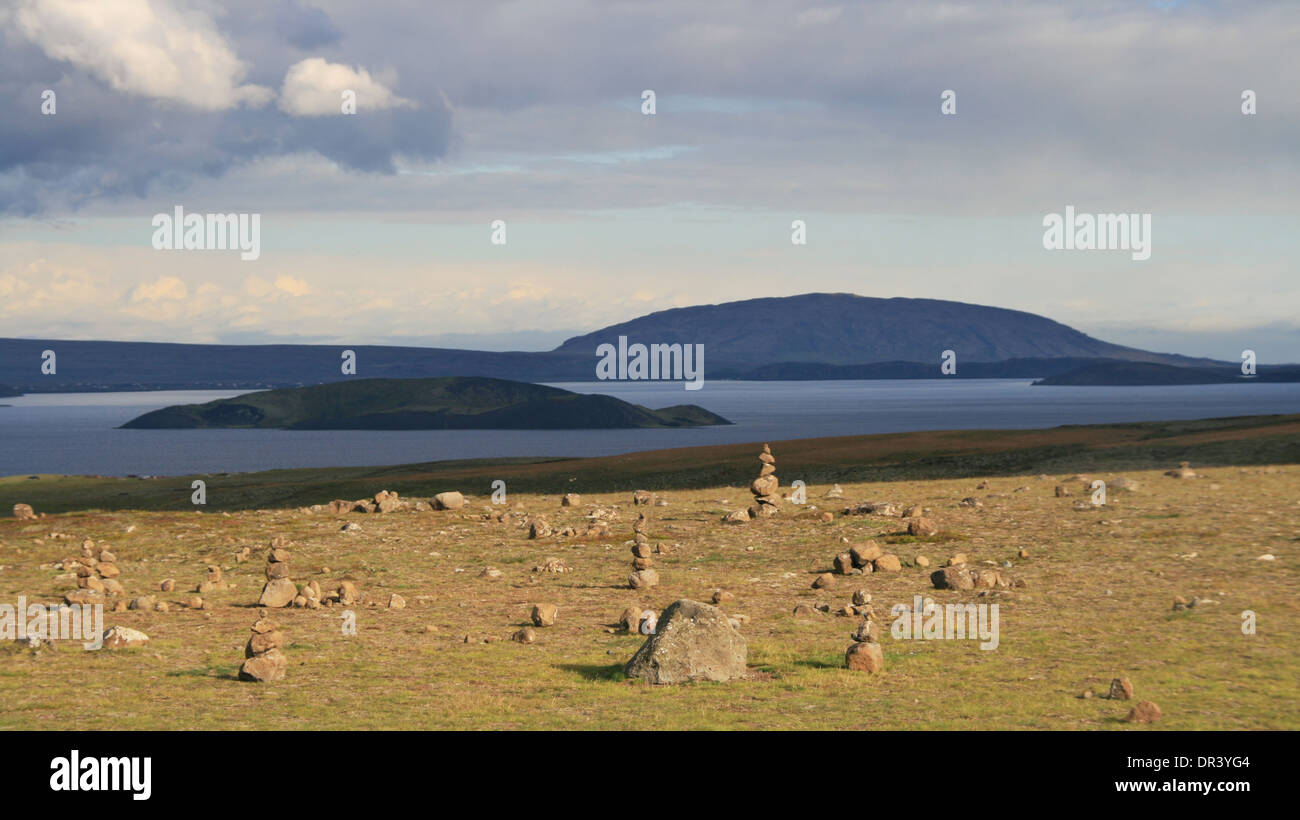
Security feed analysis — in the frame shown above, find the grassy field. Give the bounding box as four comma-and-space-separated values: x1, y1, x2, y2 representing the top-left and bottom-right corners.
0, 417, 1297, 729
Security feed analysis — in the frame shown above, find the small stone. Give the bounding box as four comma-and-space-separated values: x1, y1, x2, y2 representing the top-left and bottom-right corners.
712, 590, 734, 604
1109, 677, 1134, 700
618, 606, 642, 632
915, 555, 930, 568
907, 518, 938, 537
479, 566, 503, 580
388, 593, 406, 610
160, 579, 175, 592
512, 627, 537, 643
873, 554, 902, 572
531, 603, 558, 627
851, 589, 871, 606
812, 572, 835, 589
629, 568, 659, 589
1125, 701, 1163, 723
101, 626, 149, 649
845, 641, 884, 673
833, 553, 854, 574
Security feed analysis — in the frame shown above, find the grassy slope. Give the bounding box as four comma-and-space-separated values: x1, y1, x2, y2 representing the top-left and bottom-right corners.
6, 413, 1300, 514
0, 464, 1295, 730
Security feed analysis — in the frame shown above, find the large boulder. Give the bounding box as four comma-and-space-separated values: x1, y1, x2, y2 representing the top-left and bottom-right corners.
258, 577, 297, 608
432, 491, 465, 510
624, 600, 748, 685
12, 503, 37, 520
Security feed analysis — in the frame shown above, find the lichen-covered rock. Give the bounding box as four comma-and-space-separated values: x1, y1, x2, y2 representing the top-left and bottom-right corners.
624, 600, 747, 685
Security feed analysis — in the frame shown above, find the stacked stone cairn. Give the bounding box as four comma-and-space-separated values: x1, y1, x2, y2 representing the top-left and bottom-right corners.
628, 513, 659, 589
239, 609, 287, 682
258, 539, 297, 608
748, 444, 780, 518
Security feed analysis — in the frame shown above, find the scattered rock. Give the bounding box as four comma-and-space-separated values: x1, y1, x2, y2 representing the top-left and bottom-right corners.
1109, 677, 1134, 700
624, 600, 747, 685
907, 518, 939, 537
531, 603, 558, 627
101, 625, 149, 649
1125, 701, 1163, 723
845, 641, 884, 673
432, 491, 465, 510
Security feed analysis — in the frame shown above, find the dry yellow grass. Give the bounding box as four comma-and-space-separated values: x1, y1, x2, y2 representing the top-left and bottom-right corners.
1, 464, 1296, 730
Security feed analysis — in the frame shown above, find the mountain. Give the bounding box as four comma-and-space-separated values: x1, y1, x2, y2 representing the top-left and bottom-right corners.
1, 294, 1239, 393
119, 377, 732, 430
554, 294, 1225, 368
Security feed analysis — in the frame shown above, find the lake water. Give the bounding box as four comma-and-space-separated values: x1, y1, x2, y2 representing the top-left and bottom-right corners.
2, 380, 1298, 477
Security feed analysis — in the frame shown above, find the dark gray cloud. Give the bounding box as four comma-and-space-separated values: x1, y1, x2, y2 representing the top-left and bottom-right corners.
274, 0, 343, 50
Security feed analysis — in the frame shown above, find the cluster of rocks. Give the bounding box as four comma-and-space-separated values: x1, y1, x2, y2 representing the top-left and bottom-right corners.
62, 538, 126, 607
1165, 461, 1197, 479
632, 490, 668, 506
512, 602, 558, 643
12, 503, 41, 521
322, 489, 465, 514
815, 541, 902, 589
239, 610, 287, 682
929, 553, 1022, 591
257, 539, 297, 607
1080, 677, 1161, 722
624, 600, 747, 684
628, 514, 659, 589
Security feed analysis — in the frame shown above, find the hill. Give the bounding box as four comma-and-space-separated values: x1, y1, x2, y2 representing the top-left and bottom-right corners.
554, 294, 1225, 369
119, 377, 732, 430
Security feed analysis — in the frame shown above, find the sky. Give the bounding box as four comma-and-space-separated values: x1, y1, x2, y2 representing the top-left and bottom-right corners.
1, 0, 1297, 361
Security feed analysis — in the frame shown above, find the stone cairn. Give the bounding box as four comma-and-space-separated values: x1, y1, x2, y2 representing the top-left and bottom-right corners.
64, 537, 124, 607
258, 538, 297, 608
845, 610, 885, 673
748, 443, 780, 518
628, 513, 659, 589
239, 609, 287, 682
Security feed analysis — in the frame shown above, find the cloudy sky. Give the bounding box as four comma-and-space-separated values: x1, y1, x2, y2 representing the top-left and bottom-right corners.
1, 0, 1297, 360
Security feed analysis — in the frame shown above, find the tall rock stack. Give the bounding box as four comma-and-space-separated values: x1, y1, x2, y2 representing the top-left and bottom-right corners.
239, 609, 287, 682
748, 444, 780, 518
258, 542, 297, 608
628, 513, 659, 589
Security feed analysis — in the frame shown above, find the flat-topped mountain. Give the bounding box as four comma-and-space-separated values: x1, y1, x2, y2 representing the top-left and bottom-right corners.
555, 293, 1224, 368
120, 377, 732, 430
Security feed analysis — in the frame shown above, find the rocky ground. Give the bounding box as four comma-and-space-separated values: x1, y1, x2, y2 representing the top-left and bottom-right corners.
0, 464, 1295, 729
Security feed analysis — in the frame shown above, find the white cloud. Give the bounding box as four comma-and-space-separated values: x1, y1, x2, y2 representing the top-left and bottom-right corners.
278, 57, 413, 116
274, 275, 311, 296
12, 0, 271, 110
129, 275, 188, 302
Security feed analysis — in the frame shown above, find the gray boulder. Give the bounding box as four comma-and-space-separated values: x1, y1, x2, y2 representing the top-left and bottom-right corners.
624, 599, 747, 684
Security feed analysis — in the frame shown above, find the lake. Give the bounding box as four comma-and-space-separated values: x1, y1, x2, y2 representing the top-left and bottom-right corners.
2, 379, 1298, 477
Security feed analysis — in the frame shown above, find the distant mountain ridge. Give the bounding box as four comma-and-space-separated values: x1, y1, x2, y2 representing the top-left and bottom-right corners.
0, 293, 1239, 393
120, 377, 733, 430
555, 294, 1224, 368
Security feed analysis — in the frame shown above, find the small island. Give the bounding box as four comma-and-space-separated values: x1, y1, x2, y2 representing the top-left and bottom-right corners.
119, 376, 733, 430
